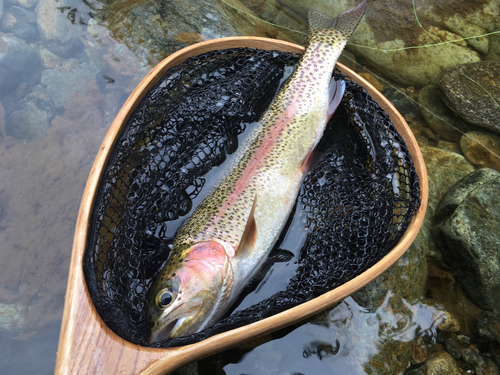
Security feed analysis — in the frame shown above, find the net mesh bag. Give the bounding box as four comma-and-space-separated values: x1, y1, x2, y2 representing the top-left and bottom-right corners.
82, 47, 420, 348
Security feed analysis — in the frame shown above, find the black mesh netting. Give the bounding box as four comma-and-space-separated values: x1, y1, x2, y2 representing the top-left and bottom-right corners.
83, 47, 420, 348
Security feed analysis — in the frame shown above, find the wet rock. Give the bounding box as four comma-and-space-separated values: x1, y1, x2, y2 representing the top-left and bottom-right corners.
0, 32, 41, 92
95, 0, 241, 63
434, 168, 500, 311
444, 337, 462, 360
437, 311, 461, 333
483, 357, 500, 375
36, 0, 83, 57
418, 85, 468, 142
4, 6, 40, 41
462, 346, 484, 367
6, 92, 53, 140
411, 336, 428, 364
418, 146, 475, 265
461, 132, 500, 173
421, 146, 475, 219
436, 60, 500, 134
0, 303, 25, 331
0, 12, 16, 31
0, 32, 39, 70
40, 61, 100, 108
39, 48, 62, 69
381, 87, 420, 120
477, 311, 500, 345
351, 235, 427, 311
405, 364, 426, 375
426, 351, 461, 375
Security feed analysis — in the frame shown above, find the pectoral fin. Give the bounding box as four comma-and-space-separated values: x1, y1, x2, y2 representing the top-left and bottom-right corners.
236, 194, 258, 257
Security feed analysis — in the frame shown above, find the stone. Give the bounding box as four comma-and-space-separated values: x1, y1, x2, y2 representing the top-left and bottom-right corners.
40, 62, 100, 108
426, 351, 462, 375
0, 12, 16, 31
483, 357, 500, 375
381, 87, 421, 120
477, 311, 500, 344
0, 32, 41, 92
6, 100, 51, 140
436, 60, 500, 134
435, 168, 500, 311
0, 303, 25, 331
411, 336, 428, 364
405, 365, 427, 375
8, 6, 39, 40
36, 0, 83, 57
444, 337, 462, 360
437, 311, 461, 333
421, 146, 475, 219
418, 85, 469, 142
95, 0, 241, 63
461, 132, 500, 173
461, 346, 484, 367
0, 32, 39, 71
39, 48, 62, 69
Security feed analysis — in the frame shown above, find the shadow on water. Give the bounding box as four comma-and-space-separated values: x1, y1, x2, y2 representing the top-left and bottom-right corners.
0, 0, 499, 373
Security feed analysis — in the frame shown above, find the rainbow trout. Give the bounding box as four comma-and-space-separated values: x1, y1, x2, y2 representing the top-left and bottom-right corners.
149, 1, 367, 343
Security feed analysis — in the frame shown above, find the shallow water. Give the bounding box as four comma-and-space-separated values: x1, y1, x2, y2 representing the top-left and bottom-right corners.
0, 0, 499, 373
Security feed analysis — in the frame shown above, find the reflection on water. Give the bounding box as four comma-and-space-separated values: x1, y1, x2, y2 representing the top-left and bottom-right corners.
0, 0, 499, 373
213, 297, 446, 374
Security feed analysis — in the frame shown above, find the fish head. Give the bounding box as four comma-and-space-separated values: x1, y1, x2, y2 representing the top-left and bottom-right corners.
149, 240, 234, 343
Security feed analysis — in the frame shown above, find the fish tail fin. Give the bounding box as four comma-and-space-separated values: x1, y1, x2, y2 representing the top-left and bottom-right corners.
309, 1, 367, 38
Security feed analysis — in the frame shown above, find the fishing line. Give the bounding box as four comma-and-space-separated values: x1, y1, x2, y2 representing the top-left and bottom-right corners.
218, 0, 500, 162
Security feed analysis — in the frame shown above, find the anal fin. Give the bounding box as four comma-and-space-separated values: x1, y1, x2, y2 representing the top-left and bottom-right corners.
236, 194, 258, 257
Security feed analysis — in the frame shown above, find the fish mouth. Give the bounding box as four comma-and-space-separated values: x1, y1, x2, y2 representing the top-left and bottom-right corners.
150, 300, 203, 344
150, 319, 179, 344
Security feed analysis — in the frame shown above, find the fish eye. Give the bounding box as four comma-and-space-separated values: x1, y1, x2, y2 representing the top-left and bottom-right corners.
156, 289, 175, 309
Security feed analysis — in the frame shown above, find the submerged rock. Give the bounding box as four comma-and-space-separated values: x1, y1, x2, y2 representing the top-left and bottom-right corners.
36, 0, 84, 57
0, 32, 41, 92
477, 311, 500, 345
460, 131, 500, 173
436, 60, 500, 134
94, 0, 242, 63
40, 61, 101, 108
434, 168, 500, 311
426, 351, 462, 375
418, 85, 468, 142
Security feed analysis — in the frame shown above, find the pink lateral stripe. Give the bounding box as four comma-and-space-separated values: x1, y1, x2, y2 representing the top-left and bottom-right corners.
216, 102, 299, 218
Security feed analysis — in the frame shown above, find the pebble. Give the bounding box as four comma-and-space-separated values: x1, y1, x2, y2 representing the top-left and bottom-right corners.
444, 337, 462, 360
411, 336, 428, 364
462, 346, 484, 366
437, 311, 461, 333
426, 351, 462, 375
477, 311, 500, 344
461, 131, 500, 173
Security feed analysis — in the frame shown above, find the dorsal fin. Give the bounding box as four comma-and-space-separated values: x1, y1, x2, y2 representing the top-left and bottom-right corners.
236, 194, 258, 257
